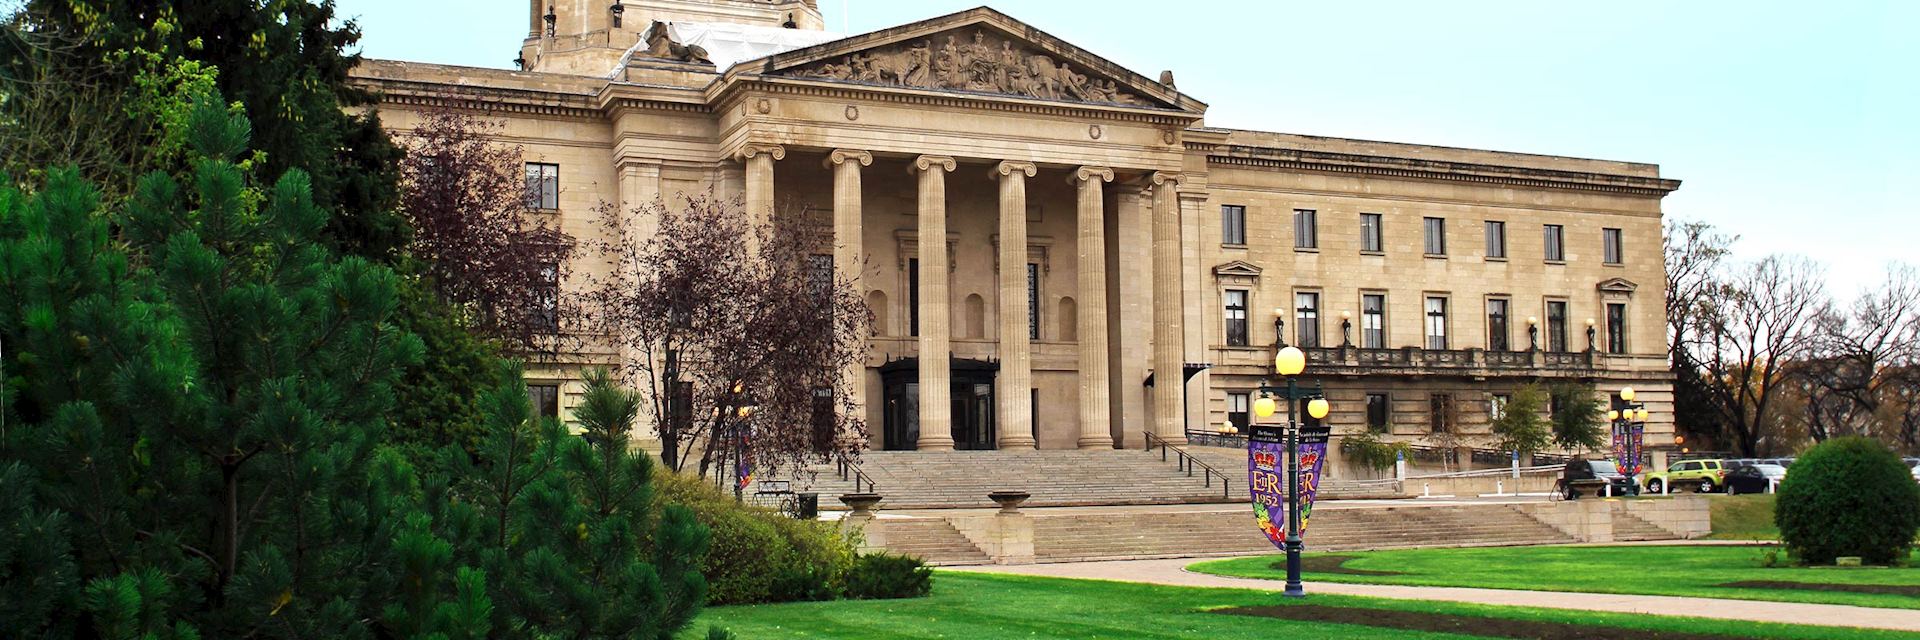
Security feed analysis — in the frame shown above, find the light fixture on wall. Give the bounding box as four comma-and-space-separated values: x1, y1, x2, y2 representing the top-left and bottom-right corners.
543, 5, 557, 37
610, 2, 624, 28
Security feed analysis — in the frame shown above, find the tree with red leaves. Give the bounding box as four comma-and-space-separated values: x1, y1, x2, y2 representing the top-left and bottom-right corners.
396, 107, 574, 352
585, 193, 869, 478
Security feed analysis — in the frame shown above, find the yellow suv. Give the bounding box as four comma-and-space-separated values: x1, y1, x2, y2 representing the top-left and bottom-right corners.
1638, 459, 1727, 494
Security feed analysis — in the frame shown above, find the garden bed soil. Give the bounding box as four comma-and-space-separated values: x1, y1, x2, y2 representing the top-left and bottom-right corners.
1213, 604, 1763, 640
1718, 580, 1920, 597
1276, 555, 1406, 576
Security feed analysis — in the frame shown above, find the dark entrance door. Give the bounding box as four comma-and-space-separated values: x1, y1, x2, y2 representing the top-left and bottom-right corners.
880, 358, 997, 450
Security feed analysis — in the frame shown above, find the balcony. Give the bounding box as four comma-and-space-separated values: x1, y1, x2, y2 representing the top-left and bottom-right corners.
1300, 345, 1599, 378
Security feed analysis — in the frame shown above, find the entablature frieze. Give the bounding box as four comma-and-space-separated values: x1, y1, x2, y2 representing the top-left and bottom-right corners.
1208, 145, 1681, 197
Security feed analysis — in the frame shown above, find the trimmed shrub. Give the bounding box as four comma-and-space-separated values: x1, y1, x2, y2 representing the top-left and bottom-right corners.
653, 470, 859, 604
844, 552, 933, 600
1774, 437, 1920, 565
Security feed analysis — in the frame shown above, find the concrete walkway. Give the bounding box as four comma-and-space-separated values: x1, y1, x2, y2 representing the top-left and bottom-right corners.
946, 557, 1920, 633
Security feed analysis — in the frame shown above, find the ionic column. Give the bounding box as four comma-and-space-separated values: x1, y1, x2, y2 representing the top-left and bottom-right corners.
912, 155, 958, 451
993, 161, 1039, 450
1071, 166, 1115, 449
738, 144, 784, 250
1149, 172, 1187, 444
828, 149, 873, 435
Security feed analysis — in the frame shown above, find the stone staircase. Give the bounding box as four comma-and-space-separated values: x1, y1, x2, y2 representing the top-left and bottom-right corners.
773, 450, 1238, 510
877, 518, 992, 566
1024, 503, 1578, 563
1611, 510, 1681, 541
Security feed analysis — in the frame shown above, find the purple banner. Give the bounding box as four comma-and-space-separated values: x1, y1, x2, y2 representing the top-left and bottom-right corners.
1628, 423, 1645, 476
1612, 423, 1629, 476
1248, 425, 1287, 550
1297, 425, 1331, 537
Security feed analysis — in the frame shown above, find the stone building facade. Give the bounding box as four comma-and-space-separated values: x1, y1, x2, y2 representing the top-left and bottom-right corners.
351, 0, 1681, 466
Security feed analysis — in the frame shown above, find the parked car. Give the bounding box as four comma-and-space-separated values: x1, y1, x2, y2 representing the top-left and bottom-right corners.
1724, 464, 1778, 495
1638, 459, 1727, 494
1560, 458, 1639, 499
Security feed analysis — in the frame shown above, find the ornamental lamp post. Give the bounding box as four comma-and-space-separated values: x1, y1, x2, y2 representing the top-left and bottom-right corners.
1611, 385, 1647, 480
1253, 345, 1328, 598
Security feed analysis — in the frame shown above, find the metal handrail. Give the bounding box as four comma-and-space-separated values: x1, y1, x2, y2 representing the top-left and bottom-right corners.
834, 453, 876, 494
1142, 431, 1233, 500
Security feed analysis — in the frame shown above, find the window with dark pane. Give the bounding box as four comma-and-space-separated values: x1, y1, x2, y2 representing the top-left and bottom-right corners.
525, 162, 559, 210
1224, 289, 1249, 347
1362, 293, 1385, 348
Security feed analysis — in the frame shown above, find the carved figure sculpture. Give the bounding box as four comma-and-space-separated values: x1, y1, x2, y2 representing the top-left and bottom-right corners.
792, 29, 1149, 106
640, 21, 711, 64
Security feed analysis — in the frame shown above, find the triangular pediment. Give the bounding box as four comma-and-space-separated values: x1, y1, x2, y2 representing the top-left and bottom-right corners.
1596, 277, 1638, 293
745, 8, 1200, 112
1213, 261, 1264, 278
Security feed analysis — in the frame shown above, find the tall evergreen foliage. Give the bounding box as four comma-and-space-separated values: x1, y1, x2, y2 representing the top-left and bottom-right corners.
0, 97, 708, 638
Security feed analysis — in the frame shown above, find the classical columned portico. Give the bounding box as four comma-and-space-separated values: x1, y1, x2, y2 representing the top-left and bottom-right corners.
1072, 166, 1115, 449
912, 154, 959, 451
993, 160, 1039, 449
1149, 172, 1186, 444
828, 149, 873, 432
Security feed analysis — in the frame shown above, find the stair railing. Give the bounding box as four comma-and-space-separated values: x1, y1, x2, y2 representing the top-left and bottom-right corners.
834, 452, 876, 494
1142, 431, 1232, 500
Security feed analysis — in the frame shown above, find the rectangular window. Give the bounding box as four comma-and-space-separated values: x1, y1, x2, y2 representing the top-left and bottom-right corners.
532, 262, 560, 333
1359, 213, 1383, 252
1429, 393, 1455, 433
1491, 393, 1511, 422
1227, 392, 1251, 431
1224, 289, 1249, 347
525, 162, 559, 210
807, 254, 833, 301
1603, 228, 1623, 264
1221, 205, 1246, 245
1547, 300, 1569, 352
1606, 302, 1627, 354
1295, 291, 1320, 347
1361, 293, 1386, 349
1293, 209, 1317, 249
1026, 263, 1041, 340
1424, 296, 1448, 350
527, 383, 560, 420
1544, 224, 1565, 262
1423, 217, 1446, 255
1485, 220, 1507, 258
1365, 393, 1390, 431
1486, 298, 1511, 351
909, 258, 920, 337
670, 380, 693, 435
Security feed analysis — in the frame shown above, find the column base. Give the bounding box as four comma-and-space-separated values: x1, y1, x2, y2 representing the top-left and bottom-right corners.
916, 437, 955, 452
1076, 437, 1114, 450
996, 437, 1037, 450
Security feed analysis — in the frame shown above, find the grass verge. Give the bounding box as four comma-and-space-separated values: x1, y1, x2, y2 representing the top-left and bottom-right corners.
686, 571, 1912, 639
1190, 545, 1919, 610
1710, 493, 1781, 540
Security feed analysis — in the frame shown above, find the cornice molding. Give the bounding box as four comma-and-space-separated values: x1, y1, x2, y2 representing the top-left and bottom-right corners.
1209, 145, 1681, 197
719, 78, 1198, 127
349, 77, 713, 120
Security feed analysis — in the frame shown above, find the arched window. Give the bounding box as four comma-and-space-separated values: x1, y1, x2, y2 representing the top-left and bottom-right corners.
867, 290, 889, 336
963, 294, 986, 339
1058, 296, 1077, 342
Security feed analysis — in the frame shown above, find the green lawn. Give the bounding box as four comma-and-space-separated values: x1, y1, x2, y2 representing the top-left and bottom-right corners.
686, 572, 1910, 639
1709, 494, 1781, 540
1191, 545, 1920, 610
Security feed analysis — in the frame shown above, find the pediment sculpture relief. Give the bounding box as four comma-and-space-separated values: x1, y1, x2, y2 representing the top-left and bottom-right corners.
640, 21, 711, 64
791, 29, 1153, 107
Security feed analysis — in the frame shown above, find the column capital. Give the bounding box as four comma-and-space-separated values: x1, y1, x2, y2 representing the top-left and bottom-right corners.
909, 154, 957, 174
991, 160, 1037, 179
1148, 171, 1182, 187
735, 143, 786, 162
1069, 165, 1115, 184
825, 148, 873, 168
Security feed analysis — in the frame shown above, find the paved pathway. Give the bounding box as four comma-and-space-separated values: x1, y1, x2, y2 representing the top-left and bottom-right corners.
946, 557, 1920, 633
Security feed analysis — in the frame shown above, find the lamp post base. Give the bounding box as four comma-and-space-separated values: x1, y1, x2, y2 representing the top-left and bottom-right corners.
1284, 537, 1306, 598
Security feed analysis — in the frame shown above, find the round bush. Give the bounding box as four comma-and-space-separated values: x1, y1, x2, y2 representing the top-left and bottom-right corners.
1774, 437, 1920, 565
652, 470, 858, 604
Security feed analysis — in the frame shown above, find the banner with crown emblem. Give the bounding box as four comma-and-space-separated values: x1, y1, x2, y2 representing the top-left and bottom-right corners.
1248, 424, 1288, 550
1296, 425, 1332, 536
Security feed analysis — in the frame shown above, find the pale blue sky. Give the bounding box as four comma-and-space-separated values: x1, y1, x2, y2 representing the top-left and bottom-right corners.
334, 0, 1915, 297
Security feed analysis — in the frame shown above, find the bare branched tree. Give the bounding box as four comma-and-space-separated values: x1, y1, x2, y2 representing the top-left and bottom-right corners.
1690, 255, 1829, 456
584, 192, 870, 480
395, 106, 577, 353
1664, 220, 1737, 449
1796, 264, 1920, 451
0, 12, 152, 194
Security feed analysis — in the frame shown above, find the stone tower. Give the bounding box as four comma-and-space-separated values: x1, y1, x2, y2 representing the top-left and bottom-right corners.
521, 0, 826, 75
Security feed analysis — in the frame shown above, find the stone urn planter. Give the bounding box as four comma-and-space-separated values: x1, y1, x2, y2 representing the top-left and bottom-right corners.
988, 490, 1031, 514
838, 492, 883, 517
